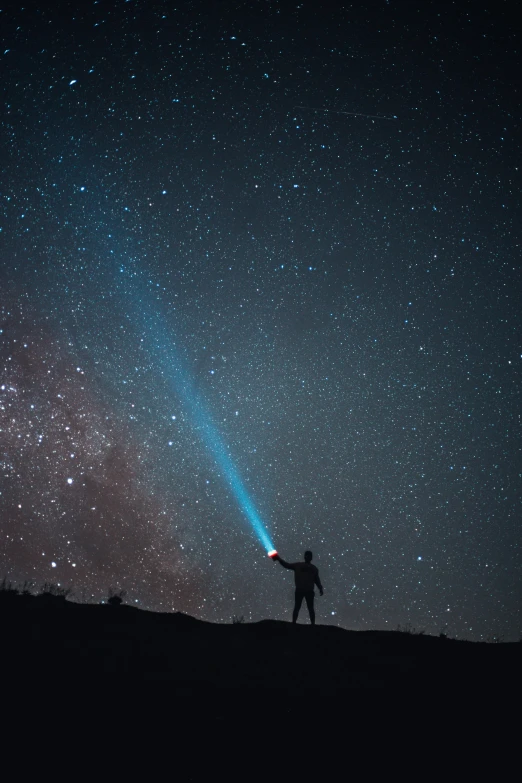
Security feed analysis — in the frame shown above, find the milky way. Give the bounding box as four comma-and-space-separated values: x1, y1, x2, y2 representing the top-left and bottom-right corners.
1, 1, 520, 639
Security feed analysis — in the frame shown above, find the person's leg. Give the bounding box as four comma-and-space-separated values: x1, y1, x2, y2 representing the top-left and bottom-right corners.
305, 591, 315, 625
293, 590, 304, 623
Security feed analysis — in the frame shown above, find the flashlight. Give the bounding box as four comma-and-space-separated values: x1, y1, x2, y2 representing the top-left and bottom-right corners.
268, 550, 278, 559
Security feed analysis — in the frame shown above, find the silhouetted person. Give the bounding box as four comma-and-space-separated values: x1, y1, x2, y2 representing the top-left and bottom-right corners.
273, 551, 323, 624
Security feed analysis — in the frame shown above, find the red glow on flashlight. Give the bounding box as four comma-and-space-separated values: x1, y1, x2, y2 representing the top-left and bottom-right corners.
268, 550, 278, 559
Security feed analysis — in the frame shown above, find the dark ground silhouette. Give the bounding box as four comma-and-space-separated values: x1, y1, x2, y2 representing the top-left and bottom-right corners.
1, 588, 519, 694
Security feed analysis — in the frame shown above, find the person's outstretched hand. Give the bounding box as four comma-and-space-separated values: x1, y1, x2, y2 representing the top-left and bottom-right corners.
319, 589, 324, 596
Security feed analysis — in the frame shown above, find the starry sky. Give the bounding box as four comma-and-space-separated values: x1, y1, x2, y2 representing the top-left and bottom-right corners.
1, 0, 520, 640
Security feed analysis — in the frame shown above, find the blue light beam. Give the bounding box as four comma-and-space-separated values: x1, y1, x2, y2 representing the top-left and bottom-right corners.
186, 400, 275, 553
119, 270, 275, 553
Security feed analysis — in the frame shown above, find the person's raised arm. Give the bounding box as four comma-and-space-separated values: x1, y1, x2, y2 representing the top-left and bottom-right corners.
273, 555, 294, 570
315, 570, 324, 596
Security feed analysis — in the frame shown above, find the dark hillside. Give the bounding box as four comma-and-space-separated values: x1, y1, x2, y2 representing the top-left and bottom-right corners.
1, 591, 519, 692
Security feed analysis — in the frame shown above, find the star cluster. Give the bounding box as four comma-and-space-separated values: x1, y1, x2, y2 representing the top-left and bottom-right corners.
1, 0, 520, 639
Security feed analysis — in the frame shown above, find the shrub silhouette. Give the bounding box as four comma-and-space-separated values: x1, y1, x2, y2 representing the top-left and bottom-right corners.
107, 589, 127, 606
41, 583, 72, 598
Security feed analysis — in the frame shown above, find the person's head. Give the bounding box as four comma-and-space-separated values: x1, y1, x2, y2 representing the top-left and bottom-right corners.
304, 550, 313, 563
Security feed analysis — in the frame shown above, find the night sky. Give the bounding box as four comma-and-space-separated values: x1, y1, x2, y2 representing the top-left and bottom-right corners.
1, 0, 520, 640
